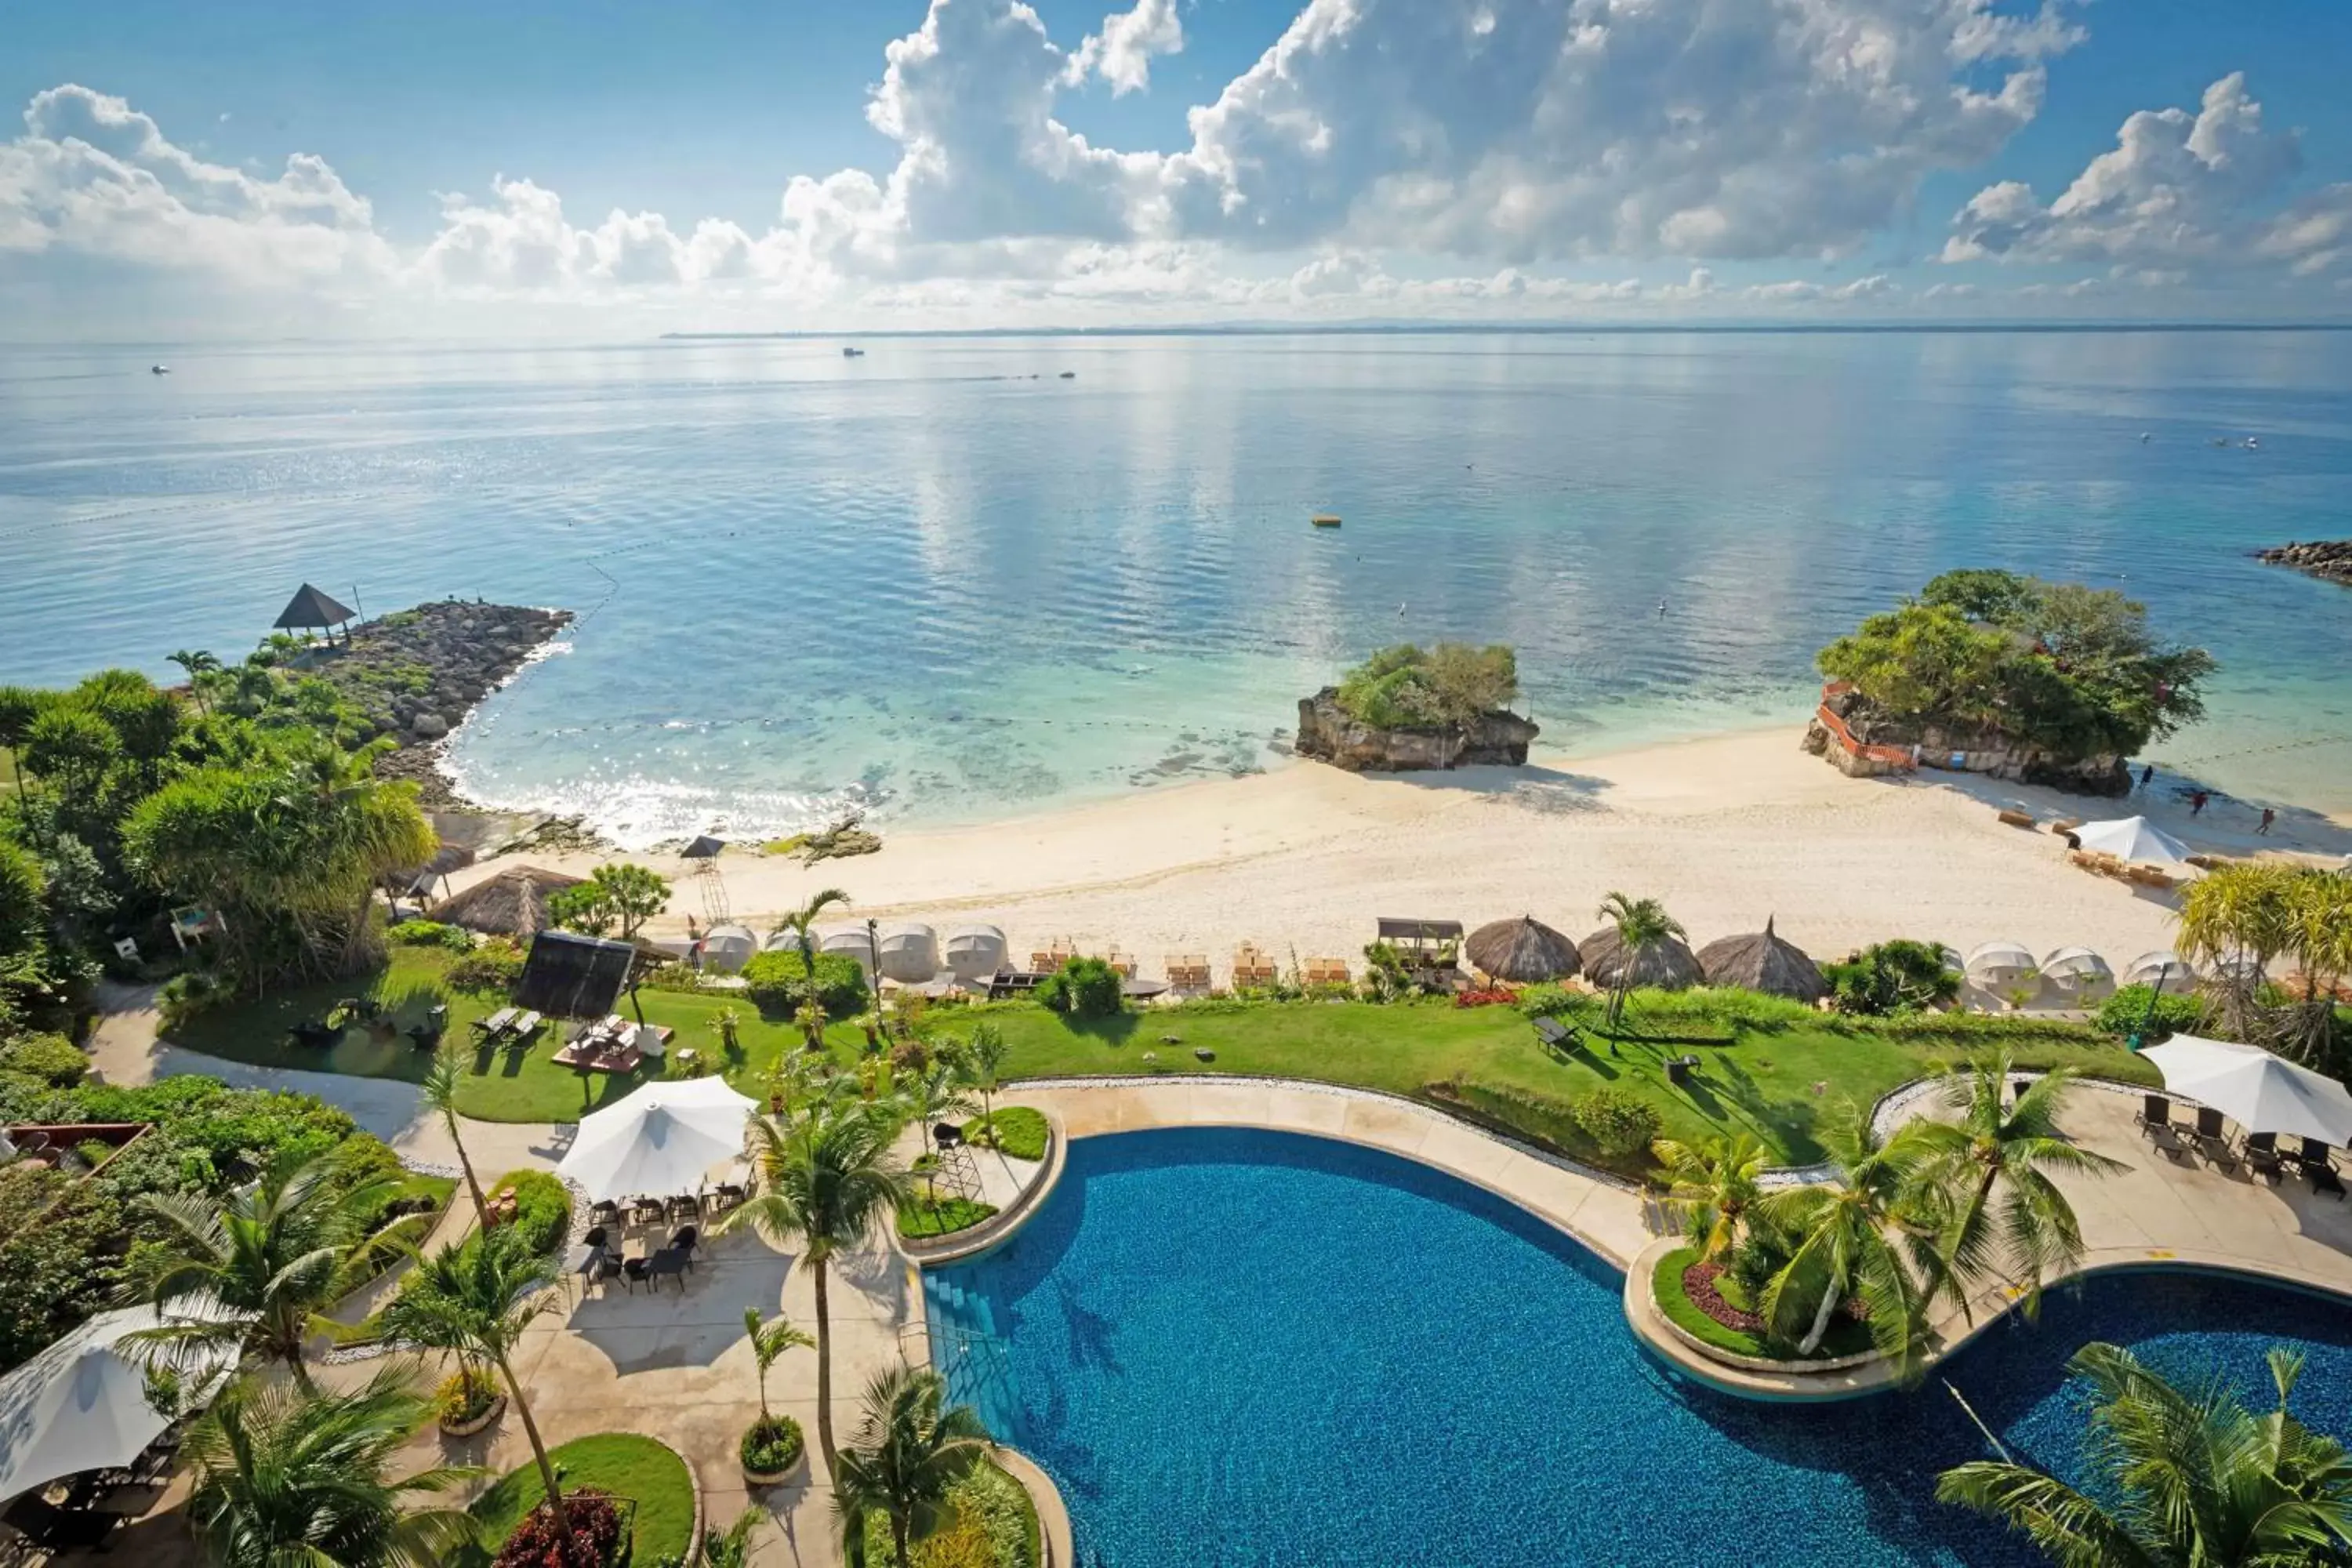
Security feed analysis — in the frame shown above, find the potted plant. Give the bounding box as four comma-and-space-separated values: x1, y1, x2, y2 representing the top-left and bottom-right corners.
858, 1009, 884, 1051
739, 1309, 815, 1484
793, 997, 829, 1051
434, 1366, 505, 1438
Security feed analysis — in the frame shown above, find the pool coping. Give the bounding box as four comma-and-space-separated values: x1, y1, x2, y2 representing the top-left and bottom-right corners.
991, 1445, 1076, 1568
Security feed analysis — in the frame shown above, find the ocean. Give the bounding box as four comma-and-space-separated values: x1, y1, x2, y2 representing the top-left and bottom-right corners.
5, 329, 2350, 845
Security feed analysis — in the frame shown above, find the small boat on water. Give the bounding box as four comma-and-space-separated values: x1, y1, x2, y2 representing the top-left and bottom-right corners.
150, 365, 169, 375
841, 346, 865, 358
1058, 371, 1076, 379
1311, 513, 1342, 529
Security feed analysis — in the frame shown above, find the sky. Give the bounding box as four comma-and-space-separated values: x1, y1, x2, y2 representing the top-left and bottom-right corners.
5, 0, 2352, 336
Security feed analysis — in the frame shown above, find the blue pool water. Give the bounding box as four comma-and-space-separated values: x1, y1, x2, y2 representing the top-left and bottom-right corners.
924, 1127, 2352, 1567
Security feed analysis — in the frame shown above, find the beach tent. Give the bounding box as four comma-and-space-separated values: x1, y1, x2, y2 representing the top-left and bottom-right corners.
1696, 917, 1826, 1001
1964, 941, 2038, 988
557, 1077, 757, 1203
2073, 815, 2190, 866
0, 1305, 237, 1505
698, 924, 758, 975
514, 930, 635, 1019
431, 866, 584, 936
1465, 916, 1581, 983
1581, 927, 1703, 991
2040, 946, 2116, 1001
876, 923, 940, 984
2122, 951, 2197, 989
2142, 1035, 2352, 1145
942, 924, 1008, 982
820, 927, 875, 974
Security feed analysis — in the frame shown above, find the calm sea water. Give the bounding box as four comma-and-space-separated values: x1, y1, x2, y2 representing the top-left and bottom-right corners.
4, 331, 2350, 844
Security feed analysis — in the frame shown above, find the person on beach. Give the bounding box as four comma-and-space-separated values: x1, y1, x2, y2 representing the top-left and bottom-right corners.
2190, 789, 2209, 816
2259, 807, 2276, 835
2138, 763, 2155, 791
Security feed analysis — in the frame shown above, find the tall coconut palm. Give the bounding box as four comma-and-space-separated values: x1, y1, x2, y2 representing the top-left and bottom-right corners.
184, 1364, 480, 1568
420, 1044, 489, 1224
956, 1022, 1009, 1128
834, 1364, 989, 1568
1651, 1132, 1767, 1264
168, 649, 222, 717
770, 886, 853, 1008
376, 1229, 572, 1539
1938, 1341, 2352, 1565
128, 1153, 397, 1390
715, 1099, 912, 1480
1752, 1109, 1936, 1365
1596, 891, 1686, 1032
1904, 1054, 2126, 1322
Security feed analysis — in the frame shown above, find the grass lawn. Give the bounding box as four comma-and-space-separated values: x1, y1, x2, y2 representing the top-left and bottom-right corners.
977, 998, 2155, 1176
464, 1434, 695, 1567
967, 1106, 1050, 1161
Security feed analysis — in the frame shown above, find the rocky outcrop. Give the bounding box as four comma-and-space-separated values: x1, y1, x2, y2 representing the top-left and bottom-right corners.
2258, 539, 2352, 587
309, 600, 572, 809
1804, 687, 2129, 796
1294, 688, 1538, 771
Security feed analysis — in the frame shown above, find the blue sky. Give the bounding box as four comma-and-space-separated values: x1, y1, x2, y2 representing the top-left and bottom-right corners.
6, 0, 2351, 334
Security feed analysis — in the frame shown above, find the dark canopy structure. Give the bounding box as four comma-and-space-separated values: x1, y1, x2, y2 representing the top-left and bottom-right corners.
274, 583, 356, 632
1580, 926, 1704, 991
394, 842, 476, 902
514, 930, 634, 1019
682, 835, 725, 859
430, 865, 583, 936
1697, 917, 1828, 1001
1465, 916, 1581, 983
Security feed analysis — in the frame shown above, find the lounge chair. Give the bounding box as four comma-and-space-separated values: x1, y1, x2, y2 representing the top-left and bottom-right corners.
2135, 1094, 2172, 1138
2310, 1162, 2347, 1201
1533, 1016, 1582, 1056
2244, 1131, 2285, 1185
2194, 1107, 2238, 1171
2147, 1121, 2196, 1164
2298, 1137, 2340, 1171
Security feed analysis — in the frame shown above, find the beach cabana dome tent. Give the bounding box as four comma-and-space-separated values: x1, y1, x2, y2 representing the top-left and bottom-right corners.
2073, 815, 2191, 866
820, 927, 875, 974
2040, 946, 2116, 1001
557, 1077, 757, 1204
431, 866, 584, 937
1465, 916, 1581, 983
0, 1304, 238, 1506
2122, 951, 2197, 989
1697, 917, 1827, 1002
877, 923, 940, 984
1581, 927, 1704, 991
273, 582, 358, 644
698, 924, 758, 975
942, 924, 1008, 982
514, 930, 635, 1020
1963, 941, 2038, 988
2142, 1035, 2352, 1144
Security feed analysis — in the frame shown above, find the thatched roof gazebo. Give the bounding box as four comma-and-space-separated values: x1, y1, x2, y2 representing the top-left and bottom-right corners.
1581, 926, 1704, 990
1465, 916, 1581, 983
430, 866, 584, 937
1696, 917, 1827, 1001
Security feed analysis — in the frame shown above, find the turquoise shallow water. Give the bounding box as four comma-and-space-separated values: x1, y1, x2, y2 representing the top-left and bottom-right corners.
926, 1127, 2352, 1568
3, 331, 2350, 842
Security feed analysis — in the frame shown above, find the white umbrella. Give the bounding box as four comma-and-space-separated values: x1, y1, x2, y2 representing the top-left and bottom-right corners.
0, 1305, 235, 1504
2122, 950, 2196, 989
1965, 941, 2037, 985
2142, 1035, 2352, 1145
557, 1076, 757, 1204
2041, 947, 2114, 991
2073, 815, 2191, 866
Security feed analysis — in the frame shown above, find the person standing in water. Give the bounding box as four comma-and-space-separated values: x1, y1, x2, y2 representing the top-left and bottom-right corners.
2138, 763, 2155, 792
2259, 807, 2276, 836
2190, 789, 2210, 816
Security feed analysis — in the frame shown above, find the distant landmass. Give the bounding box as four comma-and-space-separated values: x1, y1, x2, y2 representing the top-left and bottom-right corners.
658, 321, 2352, 341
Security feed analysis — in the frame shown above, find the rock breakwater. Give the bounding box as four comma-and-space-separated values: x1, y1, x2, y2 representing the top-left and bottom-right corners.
2257, 539, 2352, 587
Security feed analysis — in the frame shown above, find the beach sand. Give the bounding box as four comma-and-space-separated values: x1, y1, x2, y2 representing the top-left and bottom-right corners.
442, 728, 2352, 978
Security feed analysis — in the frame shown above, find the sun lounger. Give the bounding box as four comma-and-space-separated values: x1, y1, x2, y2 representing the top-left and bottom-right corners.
1533, 1016, 1582, 1056
2135, 1094, 2172, 1138
2243, 1131, 2285, 1185
2193, 1107, 2238, 1171
1305, 957, 1351, 985
1102, 948, 1137, 978
512, 1011, 543, 1038
2147, 1122, 2196, 1164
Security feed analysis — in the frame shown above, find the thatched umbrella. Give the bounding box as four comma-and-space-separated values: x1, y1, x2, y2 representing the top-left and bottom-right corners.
1581, 926, 1704, 990
1465, 916, 1581, 983
1696, 917, 1827, 1001
430, 865, 585, 937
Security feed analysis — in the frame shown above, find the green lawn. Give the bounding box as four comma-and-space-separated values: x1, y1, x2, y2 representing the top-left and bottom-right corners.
1650, 1245, 1875, 1361
464, 1434, 695, 1567
978, 998, 2154, 1174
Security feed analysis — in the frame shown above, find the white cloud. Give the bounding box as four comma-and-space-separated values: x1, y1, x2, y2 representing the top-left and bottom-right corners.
1946, 71, 2350, 280
1068, 0, 1185, 96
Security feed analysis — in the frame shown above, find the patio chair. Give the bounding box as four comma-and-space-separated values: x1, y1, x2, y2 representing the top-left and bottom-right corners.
2244, 1131, 2285, 1185
4, 1494, 121, 1552
621, 1256, 652, 1293
2194, 1107, 2238, 1171
2298, 1137, 2340, 1172
630, 1197, 666, 1227
590, 1199, 620, 1229
670, 1225, 699, 1269
2135, 1094, 2172, 1138
2310, 1160, 2348, 1201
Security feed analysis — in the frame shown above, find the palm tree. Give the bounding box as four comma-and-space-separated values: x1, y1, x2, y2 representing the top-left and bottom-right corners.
744, 1308, 815, 1421
956, 1022, 1009, 1128
1596, 891, 1686, 1032
376, 1229, 572, 1541
420, 1044, 489, 1224
1903, 1054, 2127, 1321
715, 1100, 912, 1479
1939, 1341, 2352, 1565
1650, 1132, 1767, 1263
833, 1364, 989, 1568
129, 1153, 397, 1390
169, 649, 221, 717
184, 1364, 479, 1568
2176, 862, 2299, 1047
1751, 1109, 1936, 1364
770, 886, 853, 1008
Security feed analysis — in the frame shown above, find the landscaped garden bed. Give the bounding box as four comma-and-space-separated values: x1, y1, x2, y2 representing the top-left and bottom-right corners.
861, 1458, 1040, 1568
966, 1105, 1049, 1161
466, 1434, 695, 1568
1650, 1245, 1876, 1363
898, 1194, 1000, 1239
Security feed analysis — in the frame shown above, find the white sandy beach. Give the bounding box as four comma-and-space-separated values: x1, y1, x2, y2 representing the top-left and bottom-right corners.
442, 726, 2352, 978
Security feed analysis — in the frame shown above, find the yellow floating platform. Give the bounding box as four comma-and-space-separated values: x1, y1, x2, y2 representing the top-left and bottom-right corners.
1311, 514, 1342, 528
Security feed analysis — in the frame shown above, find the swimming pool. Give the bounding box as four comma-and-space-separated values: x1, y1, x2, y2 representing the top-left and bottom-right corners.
924, 1126, 2352, 1567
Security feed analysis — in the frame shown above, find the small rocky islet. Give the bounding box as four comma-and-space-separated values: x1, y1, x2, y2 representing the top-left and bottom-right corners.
2257, 539, 2352, 587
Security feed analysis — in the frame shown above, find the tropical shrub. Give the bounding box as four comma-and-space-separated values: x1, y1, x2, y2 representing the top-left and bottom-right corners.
156, 967, 230, 1030
1033, 956, 1123, 1018
1430, 1077, 1659, 1165
1334, 642, 1519, 730
967, 1107, 1049, 1161
740, 948, 868, 1018
0, 1031, 85, 1087
492, 1488, 626, 1568
1820, 940, 1958, 1016
739, 1413, 804, 1474
389, 919, 474, 951
2094, 983, 2206, 1043
1570, 1086, 1664, 1157
858, 1459, 1035, 1568
494, 1169, 572, 1257
445, 937, 525, 993
434, 1368, 500, 1425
